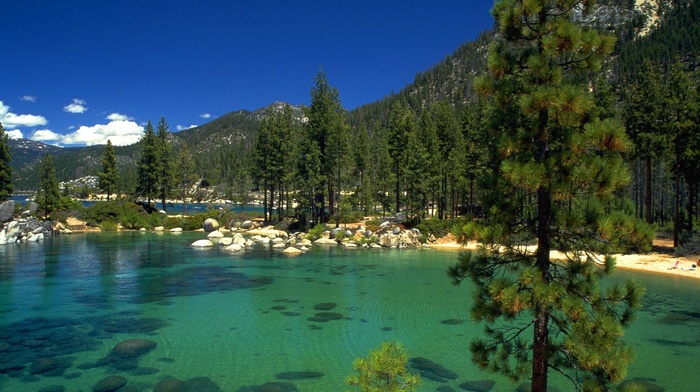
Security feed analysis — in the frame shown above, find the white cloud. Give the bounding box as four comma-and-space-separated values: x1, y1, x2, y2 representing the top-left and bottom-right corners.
64, 98, 88, 114
31, 129, 61, 142
0, 100, 48, 129
106, 112, 133, 121
199, 113, 212, 119
21, 95, 37, 102
7, 129, 23, 139
176, 124, 198, 131
59, 120, 144, 146
27, 120, 144, 146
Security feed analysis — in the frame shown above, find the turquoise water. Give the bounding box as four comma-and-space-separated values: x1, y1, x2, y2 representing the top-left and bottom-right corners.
1, 232, 699, 391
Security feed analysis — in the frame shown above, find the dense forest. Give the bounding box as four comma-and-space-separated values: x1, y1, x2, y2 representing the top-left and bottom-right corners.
5, 0, 700, 249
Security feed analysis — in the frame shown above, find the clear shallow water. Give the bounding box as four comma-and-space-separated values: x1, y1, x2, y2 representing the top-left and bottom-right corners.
0, 233, 699, 391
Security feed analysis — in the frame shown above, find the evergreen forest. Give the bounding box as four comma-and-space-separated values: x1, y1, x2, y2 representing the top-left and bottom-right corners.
4, 0, 700, 251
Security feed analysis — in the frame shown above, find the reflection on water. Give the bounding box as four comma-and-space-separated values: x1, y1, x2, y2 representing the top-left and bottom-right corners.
0, 232, 699, 391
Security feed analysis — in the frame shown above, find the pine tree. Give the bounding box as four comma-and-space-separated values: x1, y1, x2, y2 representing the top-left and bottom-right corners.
136, 121, 159, 208
304, 68, 347, 223
387, 101, 414, 215
174, 142, 197, 216
449, 1, 644, 391
623, 59, 668, 224
37, 153, 60, 217
346, 342, 421, 392
156, 117, 173, 212
98, 140, 118, 201
666, 59, 698, 244
0, 122, 13, 201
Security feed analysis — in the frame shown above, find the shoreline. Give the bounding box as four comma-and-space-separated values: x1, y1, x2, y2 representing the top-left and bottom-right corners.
430, 240, 700, 281
55, 215, 700, 281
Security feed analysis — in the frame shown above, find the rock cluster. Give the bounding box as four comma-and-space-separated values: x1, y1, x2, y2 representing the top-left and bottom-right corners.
190, 217, 427, 252
0, 219, 52, 244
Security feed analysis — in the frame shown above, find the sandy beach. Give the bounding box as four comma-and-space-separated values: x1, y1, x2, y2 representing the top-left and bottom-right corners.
430, 236, 700, 281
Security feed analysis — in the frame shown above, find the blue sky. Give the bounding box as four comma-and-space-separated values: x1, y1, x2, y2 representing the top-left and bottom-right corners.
1, 1, 494, 147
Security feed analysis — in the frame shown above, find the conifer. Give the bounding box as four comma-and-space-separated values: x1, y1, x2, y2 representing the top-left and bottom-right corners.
449, 1, 644, 391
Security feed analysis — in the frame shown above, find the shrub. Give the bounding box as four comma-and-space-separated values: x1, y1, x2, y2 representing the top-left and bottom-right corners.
676, 232, 700, 257
411, 217, 456, 239
306, 224, 327, 241
346, 342, 420, 392
100, 220, 117, 232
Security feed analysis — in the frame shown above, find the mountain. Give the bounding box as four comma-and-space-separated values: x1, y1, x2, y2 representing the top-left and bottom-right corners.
8, 138, 64, 169
8, 102, 305, 191
9, 0, 699, 192
176, 101, 305, 156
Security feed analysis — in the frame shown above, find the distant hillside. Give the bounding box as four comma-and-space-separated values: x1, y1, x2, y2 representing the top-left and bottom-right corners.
349, 0, 642, 127
176, 102, 305, 156
10, 102, 304, 191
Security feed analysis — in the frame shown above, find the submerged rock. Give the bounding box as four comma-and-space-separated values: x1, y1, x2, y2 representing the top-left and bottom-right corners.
459, 379, 496, 391
93, 375, 127, 392
110, 339, 157, 358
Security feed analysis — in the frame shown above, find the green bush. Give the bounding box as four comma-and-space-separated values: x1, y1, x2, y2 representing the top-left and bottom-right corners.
676, 232, 700, 257
411, 217, 460, 239
346, 341, 421, 392
100, 220, 117, 232
83, 200, 146, 227
306, 224, 327, 241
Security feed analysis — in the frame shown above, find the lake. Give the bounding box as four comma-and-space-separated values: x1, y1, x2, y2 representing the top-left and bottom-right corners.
1, 232, 699, 391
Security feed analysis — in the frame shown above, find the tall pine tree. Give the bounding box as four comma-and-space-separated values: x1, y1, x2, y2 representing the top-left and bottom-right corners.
449, 1, 643, 391
98, 139, 118, 201
304, 68, 347, 223
37, 153, 60, 217
156, 117, 173, 212
136, 121, 159, 208
174, 142, 197, 216
0, 122, 12, 201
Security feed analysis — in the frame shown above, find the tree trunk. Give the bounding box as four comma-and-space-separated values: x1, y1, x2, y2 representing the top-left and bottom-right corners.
674, 157, 680, 248
395, 161, 401, 215
645, 157, 652, 224
263, 179, 268, 222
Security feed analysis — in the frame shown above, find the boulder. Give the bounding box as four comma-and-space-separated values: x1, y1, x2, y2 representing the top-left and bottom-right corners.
218, 237, 233, 246
191, 240, 214, 248
241, 220, 253, 229
154, 226, 165, 232
272, 243, 286, 248
28, 201, 39, 214
203, 218, 219, 233
207, 230, 224, 239
224, 244, 242, 252
110, 339, 157, 358
283, 247, 303, 254
4, 221, 20, 243
314, 238, 338, 245
93, 375, 127, 392
170, 227, 183, 233
233, 236, 246, 245
0, 200, 15, 223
